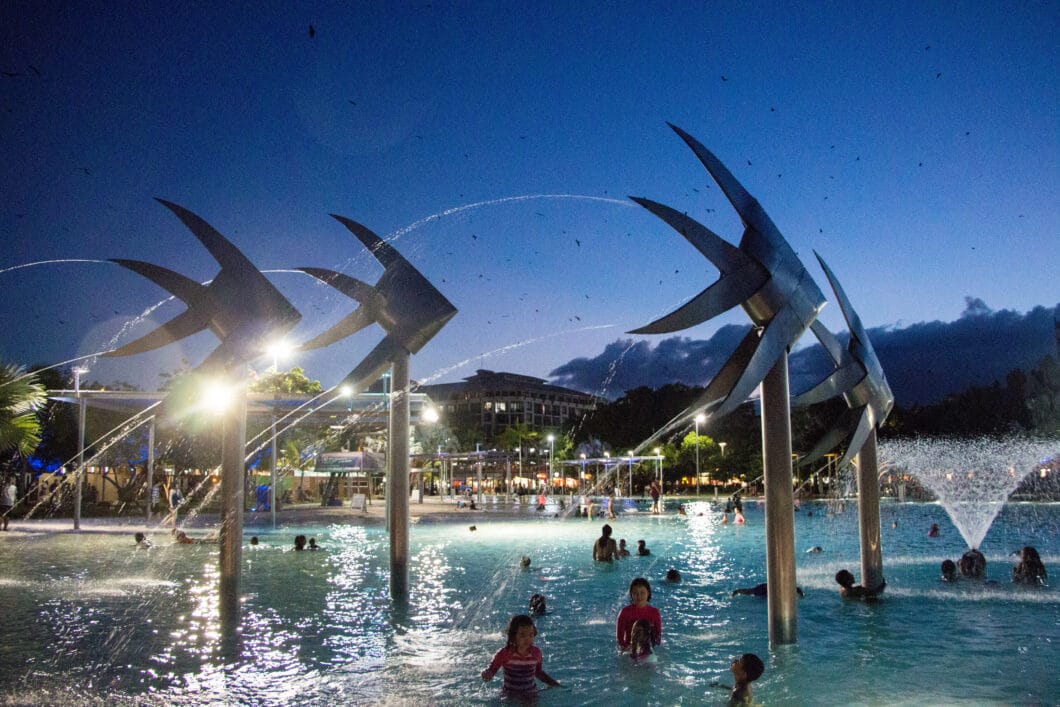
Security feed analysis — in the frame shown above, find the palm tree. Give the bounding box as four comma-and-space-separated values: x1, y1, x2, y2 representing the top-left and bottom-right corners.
0, 363, 47, 458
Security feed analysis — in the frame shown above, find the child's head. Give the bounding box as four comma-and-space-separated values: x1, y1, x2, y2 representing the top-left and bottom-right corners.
619, 539, 627, 548
630, 619, 653, 656
309, 538, 318, 547
629, 577, 652, 605
520, 555, 531, 568
834, 569, 855, 588
134, 532, 145, 543
250, 536, 259, 545
637, 539, 646, 548
294, 534, 307, 549
731, 653, 764, 683
529, 593, 546, 615
505, 614, 537, 651
941, 559, 957, 581
665, 568, 681, 583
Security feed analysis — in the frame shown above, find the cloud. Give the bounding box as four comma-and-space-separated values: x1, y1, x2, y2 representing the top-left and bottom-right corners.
551, 301, 1060, 406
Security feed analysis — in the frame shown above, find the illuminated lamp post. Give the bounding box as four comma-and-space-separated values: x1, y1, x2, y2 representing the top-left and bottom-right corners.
694, 412, 706, 496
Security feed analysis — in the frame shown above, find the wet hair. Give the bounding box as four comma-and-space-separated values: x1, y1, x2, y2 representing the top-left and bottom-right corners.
529, 593, 546, 615
134, 532, 145, 543
520, 556, 531, 567
629, 577, 652, 602
250, 536, 259, 545
630, 619, 653, 655
505, 614, 536, 649
941, 559, 957, 580
1021, 546, 1041, 564
665, 568, 681, 583
294, 534, 307, 549
740, 653, 765, 682
601, 524, 613, 538
835, 569, 855, 587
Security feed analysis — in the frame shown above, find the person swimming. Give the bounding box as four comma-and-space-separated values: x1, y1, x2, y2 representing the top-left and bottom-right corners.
941, 559, 957, 582
1011, 546, 1047, 585
665, 568, 681, 583
529, 593, 547, 615
520, 556, 531, 568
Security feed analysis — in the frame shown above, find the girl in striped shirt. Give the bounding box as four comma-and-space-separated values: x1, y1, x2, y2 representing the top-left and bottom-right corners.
481, 614, 561, 695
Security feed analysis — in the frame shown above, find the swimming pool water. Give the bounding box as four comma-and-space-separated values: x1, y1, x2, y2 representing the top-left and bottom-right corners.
0, 499, 1057, 705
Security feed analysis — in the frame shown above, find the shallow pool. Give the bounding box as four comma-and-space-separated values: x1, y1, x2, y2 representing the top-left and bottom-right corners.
0, 499, 1057, 705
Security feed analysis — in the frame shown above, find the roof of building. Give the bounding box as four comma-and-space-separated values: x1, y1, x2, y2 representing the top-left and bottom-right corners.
420, 369, 598, 401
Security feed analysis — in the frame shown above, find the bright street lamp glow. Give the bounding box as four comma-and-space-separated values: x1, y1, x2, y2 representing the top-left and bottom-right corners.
695, 412, 706, 424
339, 384, 354, 398
201, 379, 236, 414
266, 339, 294, 364
421, 407, 439, 423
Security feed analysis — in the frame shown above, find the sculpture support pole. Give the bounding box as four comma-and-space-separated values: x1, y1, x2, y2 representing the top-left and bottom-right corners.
219, 367, 248, 625
389, 352, 411, 601
761, 354, 797, 645
146, 418, 155, 522
74, 396, 86, 531
857, 427, 884, 591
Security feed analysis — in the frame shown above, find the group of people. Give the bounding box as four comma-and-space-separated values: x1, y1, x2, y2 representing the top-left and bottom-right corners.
720, 493, 746, 525
132, 531, 324, 551
593, 524, 651, 561
939, 545, 1047, 585
484, 576, 765, 704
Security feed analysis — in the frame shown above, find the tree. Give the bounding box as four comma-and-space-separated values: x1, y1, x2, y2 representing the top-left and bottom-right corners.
0, 363, 47, 459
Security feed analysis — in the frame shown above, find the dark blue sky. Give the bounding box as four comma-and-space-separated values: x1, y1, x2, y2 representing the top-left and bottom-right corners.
2, 3, 1057, 397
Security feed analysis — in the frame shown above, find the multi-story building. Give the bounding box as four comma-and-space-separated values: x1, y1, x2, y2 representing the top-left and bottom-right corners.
420, 369, 601, 440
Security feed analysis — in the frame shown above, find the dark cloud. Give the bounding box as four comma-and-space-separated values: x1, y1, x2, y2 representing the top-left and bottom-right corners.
551, 301, 1059, 406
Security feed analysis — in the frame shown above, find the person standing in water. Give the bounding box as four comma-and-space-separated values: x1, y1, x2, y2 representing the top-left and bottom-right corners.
593, 524, 618, 561
481, 614, 561, 695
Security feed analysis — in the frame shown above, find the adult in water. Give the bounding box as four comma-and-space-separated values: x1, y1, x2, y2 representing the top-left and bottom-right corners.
593, 523, 618, 561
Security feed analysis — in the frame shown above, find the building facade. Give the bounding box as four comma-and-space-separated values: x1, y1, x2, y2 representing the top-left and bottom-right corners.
420, 369, 601, 440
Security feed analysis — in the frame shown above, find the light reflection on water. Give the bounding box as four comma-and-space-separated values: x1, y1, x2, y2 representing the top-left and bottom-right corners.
0, 499, 1057, 705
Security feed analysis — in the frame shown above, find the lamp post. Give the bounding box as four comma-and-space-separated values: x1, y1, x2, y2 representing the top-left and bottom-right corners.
654, 447, 663, 509
419, 407, 439, 504
579, 453, 587, 495
547, 434, 555, 494
72, 366, 89, 531
266, 340, 292, 529
603, 451, 610, 494
694, 412, 706, 497
623, 451, 631, 496
717, 441, 727, 498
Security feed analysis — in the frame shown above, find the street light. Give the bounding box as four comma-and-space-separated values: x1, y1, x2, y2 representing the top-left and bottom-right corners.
694, 412, 706, 496
267, 338, 293, 528
627, 450, 634, 498
546, 434, 555, 493
579, 453, 587, 494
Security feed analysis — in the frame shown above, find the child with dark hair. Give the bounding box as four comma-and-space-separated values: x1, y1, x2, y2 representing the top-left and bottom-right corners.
133, 532, 151, 549
629, 619, 656, 663
711, 652, 765, 705
940, 559, 957, 582
616, 577, 662, 652
529, 593, 547, 615
958, 548, 986, 578
481, 614, 560, 695
835, 568, 886, 598
1012, 546, 1047, 585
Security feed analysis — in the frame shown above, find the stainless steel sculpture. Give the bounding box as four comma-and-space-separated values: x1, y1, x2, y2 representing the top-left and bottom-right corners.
299, 216, 457, 600
630, 124, 825, 644
630, 124, 826, 422
794, 251, 894, 592
104, 199, 302, 372
297, 215, 457, 391
106, 199, 303, 626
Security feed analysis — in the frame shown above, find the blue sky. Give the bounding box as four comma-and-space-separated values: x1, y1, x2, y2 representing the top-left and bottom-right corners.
1, 2, 1057, 400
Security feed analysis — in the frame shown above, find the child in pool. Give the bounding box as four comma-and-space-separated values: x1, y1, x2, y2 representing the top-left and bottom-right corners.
481, 614, 561, 695
629, 619, 656, 663
529, 593, 547, 616
616, 577, 662, 652
134, 532, 152, 549
711, 652, 765, 705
